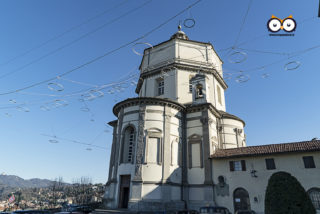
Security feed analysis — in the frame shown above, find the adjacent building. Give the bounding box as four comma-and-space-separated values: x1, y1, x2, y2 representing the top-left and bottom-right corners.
103, 26, 320, 213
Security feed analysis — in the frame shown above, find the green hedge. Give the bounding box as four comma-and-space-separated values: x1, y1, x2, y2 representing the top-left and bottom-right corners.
265, 171, 315, 214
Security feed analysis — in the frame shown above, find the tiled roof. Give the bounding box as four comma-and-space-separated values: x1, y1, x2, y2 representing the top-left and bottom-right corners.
211, 140, 320, 159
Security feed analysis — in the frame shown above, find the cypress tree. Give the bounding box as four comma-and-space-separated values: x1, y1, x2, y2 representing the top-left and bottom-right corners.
265, 171, 316, 214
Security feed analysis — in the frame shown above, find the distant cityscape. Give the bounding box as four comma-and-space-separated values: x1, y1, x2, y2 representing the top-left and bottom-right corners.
0, 174, 105, 211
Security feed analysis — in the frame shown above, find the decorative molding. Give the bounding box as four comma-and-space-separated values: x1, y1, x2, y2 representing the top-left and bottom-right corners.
136, 61, 227, 94
188, 133, 202, 140
146, 109, 163, 114
123, 110, 140, 116
113, 97, 185, 116
200, 117, 211, 125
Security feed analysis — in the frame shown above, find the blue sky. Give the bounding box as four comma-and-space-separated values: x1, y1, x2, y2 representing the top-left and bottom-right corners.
0, 0, 319, 184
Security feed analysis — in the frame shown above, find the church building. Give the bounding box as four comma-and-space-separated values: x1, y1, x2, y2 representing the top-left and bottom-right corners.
103, 27, 320, 213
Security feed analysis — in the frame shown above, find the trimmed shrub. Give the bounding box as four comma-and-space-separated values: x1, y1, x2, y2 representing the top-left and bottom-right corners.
265, 171, 316, 214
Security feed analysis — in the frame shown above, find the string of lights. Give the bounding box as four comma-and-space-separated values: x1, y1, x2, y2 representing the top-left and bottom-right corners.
41, 133, 108, 150
0, 0, 202, 96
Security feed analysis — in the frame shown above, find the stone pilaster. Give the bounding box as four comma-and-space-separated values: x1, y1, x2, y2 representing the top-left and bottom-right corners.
201, 110, 213, 185
163, 105, 172, 181
107, 123, 118, 182
181, 112, 188, 208
133, 104, 146, 181
162, 105, 172, 202
113, 108, 124, 181
131, 104, 146, 202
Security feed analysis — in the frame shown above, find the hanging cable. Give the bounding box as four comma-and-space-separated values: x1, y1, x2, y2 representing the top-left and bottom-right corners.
0, 0, 152, 80
232, 0, 253, 48
41, 133, 108, 150
0, 0, 130, 69
0, 0, 202, 96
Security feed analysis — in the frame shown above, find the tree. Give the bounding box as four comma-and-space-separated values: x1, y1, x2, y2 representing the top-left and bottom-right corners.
14, 190, 23, 209
265, 171, 316, 214
71, 176, 93, 205
49, 177, 64, 208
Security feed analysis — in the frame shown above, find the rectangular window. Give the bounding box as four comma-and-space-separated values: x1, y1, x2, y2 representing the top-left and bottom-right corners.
189, 80, 193, 93
157, 79, 164, 95
229, 160, 246, 171
303, 156, 316, 168
265, 158, 276, 170
217, 85, 222, 104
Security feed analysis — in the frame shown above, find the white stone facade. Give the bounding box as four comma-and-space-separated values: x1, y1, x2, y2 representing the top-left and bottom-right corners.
212, 150, 320, 213
103, 28, 320, 213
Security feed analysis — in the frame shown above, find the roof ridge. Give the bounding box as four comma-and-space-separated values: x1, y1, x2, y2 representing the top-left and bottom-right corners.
212, 140, 320, 159
216, 140, 320, 151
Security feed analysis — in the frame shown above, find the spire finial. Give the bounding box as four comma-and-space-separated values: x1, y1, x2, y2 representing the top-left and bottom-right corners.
178, 24, 182, 31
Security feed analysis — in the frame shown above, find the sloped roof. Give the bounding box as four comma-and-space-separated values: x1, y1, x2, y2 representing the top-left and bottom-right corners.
211, 140, 320, 159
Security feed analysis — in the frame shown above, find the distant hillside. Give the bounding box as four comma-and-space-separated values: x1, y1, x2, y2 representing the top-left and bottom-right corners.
0, 174, 52, 188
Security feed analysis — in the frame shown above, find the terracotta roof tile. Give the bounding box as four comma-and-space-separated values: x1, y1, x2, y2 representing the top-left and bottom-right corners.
211, 140, 320, 159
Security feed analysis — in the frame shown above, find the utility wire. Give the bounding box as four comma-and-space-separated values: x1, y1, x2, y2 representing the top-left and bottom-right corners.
236, 47, 291, 56
225, 43, 320, 74
42, 133, 108, 150
0, 0, 202, 96
232, 0, 253, 48
0, 0, 129, 68
0, 0, 152, 80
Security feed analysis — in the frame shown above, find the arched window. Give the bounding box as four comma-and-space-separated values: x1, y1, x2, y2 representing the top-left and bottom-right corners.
308, 188, 320, 210
196, 84, 203, 98
120, 126, 135, 164
233, 188, 251, 212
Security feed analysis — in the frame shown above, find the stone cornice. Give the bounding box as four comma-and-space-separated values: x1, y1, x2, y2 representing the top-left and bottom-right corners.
112, 97, 185, 116
219, 110, 246, 126
135, 62, 228, 94
185, 102, 221, 118
107, 120, 118, 127
138, 37, 223, 70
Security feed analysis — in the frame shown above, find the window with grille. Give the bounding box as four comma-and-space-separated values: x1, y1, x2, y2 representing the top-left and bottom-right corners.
127, 130, 134, 162
265, 158, 276, 170
308, 188, 320, 210
189, 79, 193, 93
120, 126, 135, 164
303, 156, 316, 168
157, 79, 164, 95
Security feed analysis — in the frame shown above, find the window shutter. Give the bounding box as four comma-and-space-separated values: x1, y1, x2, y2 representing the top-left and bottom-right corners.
241, 160, 246, 171
229, 161, 234, 171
